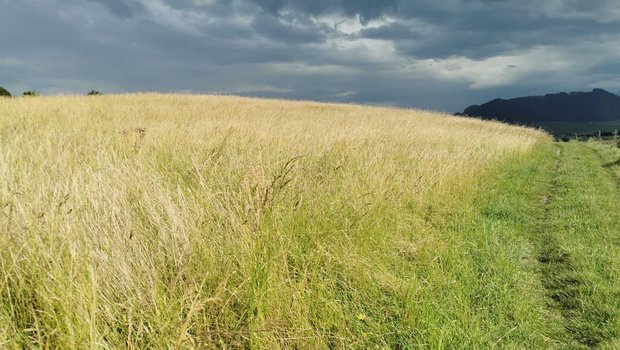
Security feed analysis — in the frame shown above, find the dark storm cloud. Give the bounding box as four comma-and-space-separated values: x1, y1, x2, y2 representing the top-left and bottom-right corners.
246, 0, 399, 24
251, 15, 329, 44
1, 0, 619, 111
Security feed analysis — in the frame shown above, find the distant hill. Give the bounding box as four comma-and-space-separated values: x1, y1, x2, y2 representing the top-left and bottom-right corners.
0, 86, 11, 97
460, 89, 620, 134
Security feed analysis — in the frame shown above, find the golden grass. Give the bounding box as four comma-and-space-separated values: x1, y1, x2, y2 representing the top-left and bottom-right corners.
0, 94, 548, 348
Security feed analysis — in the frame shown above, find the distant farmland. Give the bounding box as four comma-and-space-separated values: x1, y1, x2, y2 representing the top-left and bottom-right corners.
537, 119, 620, 135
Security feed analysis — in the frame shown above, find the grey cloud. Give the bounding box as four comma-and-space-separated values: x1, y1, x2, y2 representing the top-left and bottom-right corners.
243, 0, 398, 24
1, 0, 619, 112
359, 22, 420, 40
89, 0, 143, 18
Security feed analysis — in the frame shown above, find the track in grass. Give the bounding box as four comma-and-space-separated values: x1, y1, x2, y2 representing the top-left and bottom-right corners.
535, 146, 597, 347
534, 142, 620, 349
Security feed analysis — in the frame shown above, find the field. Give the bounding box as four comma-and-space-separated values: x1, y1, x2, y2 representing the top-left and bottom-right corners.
0, 95, 618, 349
536, 120, 620, 136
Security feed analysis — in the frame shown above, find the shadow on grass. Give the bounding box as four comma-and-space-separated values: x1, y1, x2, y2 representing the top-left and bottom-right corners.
603, 158, 620, 168
537, 236, 609, 348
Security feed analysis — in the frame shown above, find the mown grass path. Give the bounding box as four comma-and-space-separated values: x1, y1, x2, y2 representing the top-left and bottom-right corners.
534, 142, 620, 349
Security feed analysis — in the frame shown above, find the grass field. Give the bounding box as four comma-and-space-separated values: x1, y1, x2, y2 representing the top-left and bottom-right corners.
539, 142, 620, 348
0, 94, 618, 348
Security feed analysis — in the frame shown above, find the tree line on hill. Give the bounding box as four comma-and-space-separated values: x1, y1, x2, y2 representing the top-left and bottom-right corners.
457, 88, 620, 136
459, 89, 620, 123
0, 86, 102, 97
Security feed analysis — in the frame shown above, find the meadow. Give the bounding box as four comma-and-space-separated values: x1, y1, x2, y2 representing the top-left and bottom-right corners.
1, 94, 617, 349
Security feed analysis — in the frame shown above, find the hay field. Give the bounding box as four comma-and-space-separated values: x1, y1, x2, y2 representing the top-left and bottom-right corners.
0, 94, 548, 348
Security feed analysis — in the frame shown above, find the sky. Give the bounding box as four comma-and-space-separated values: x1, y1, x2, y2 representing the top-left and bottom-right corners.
1, 0, 620, 112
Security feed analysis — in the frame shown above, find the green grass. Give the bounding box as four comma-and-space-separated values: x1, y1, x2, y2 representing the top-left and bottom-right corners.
541, 142, 620, 349
455, 140, 620, 349
500, 140, 620, 349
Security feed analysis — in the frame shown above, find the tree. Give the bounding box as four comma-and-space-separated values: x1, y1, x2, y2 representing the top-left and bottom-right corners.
22, 90, 39, 96
87, 90, 102, 95
0, 86, 11, 97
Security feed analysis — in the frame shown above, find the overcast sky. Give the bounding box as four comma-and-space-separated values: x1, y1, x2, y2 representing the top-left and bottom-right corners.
1, 0, 620, 111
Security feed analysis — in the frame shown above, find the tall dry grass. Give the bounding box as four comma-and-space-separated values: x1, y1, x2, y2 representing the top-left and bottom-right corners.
0, 94, 547, 348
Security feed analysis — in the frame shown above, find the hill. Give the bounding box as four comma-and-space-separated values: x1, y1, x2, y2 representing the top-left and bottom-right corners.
2, 95, 620, 348
461, 89, 620, 134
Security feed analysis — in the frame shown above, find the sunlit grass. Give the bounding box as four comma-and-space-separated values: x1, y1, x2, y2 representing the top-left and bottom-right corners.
0, 94, 549, 348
